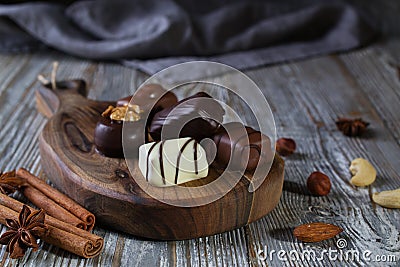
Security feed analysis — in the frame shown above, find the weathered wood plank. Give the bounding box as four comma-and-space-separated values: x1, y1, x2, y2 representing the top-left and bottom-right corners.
239, 43, 400, 266
1, 40, 400, 266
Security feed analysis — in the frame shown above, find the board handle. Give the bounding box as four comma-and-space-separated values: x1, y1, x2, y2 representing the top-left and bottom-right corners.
35, 79, 87, 118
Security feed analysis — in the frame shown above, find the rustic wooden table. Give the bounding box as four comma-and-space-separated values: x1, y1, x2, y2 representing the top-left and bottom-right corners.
0, 39, 399, 266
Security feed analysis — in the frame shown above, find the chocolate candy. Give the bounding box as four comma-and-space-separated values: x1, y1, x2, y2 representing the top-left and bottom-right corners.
117, 84, 178, 122
149, 92, 225, 141
138, 137, 209, 187
95, 84, 176, 158
94, 106, 145, 158
94, 117, 124, 158
212, 122, 273, 171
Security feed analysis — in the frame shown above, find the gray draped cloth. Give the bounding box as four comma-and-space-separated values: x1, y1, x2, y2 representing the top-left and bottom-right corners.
0, 0, 375, 75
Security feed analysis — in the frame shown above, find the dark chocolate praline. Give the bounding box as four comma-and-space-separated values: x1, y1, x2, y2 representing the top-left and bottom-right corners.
149, 92, 225, 142
94, 116, 124, 158
94, 109, 145, 158
212, 122, 273, 171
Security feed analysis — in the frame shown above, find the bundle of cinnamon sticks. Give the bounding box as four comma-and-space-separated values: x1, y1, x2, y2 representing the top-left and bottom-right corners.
0, 168, 103, 258
17, 168, 95, 231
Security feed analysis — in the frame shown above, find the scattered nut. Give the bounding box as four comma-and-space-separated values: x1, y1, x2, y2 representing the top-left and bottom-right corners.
276, 138, 296, 156
372, 188, 400, 208
293, 222, 343, 242
349, 158, 376, 187
307, 171, 331, 196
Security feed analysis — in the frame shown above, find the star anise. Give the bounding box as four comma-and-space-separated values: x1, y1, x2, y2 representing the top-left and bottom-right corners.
0, 171, 26, 195
335, 118, 369, 137
0, 205, 48, 259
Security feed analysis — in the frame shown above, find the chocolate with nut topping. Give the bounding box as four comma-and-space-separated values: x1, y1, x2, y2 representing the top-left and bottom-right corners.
94, 105, 145, 158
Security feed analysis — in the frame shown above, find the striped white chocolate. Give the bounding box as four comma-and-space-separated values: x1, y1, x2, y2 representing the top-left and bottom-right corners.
138, 137, 208, 187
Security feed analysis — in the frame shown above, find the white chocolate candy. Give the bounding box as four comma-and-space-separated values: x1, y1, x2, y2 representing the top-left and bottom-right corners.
138, 137, 209, 187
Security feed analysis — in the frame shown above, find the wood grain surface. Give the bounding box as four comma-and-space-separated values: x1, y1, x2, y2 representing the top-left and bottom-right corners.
0, 39, 399, 266
36, 82, 284, 240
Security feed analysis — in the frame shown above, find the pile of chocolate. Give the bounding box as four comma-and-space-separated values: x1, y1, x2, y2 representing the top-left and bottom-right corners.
94, 84, 273, 187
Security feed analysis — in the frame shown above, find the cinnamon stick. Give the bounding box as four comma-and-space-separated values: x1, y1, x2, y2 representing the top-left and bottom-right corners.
0, 193, 103, 258
16, 168, 95, 230
22, 186, 87, 230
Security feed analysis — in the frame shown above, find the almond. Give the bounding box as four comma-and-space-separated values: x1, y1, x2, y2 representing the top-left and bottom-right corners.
293, 222, 343, 242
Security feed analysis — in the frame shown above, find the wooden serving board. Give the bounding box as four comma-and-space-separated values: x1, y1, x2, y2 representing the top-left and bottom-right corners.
35, 82, 284, 240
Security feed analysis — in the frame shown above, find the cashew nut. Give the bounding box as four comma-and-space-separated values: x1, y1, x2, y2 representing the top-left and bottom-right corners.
372, 188, 400, 208
349, 158, 376, 186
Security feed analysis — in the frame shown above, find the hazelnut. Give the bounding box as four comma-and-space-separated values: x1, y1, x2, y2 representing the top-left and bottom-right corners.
307, 171, 331, 196
276, 138, 296, 156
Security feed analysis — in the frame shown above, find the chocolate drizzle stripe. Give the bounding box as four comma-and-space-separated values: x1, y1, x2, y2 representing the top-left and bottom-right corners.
146, 138, 199, 186
159, 141, 166, 185
193, 141, 198, 175
174, 138, 198, 184
146, 142, 159, 181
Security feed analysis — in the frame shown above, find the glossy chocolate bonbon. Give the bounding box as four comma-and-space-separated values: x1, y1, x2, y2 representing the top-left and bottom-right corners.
212, 122, 273, 171
94, 106, 145, 158
149, 92, 225, 141
95, 84, 176, 158
94, 117, 124, 158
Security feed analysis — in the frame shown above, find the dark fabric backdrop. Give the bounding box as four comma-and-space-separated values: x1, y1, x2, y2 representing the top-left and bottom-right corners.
0, 0, 375, 74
